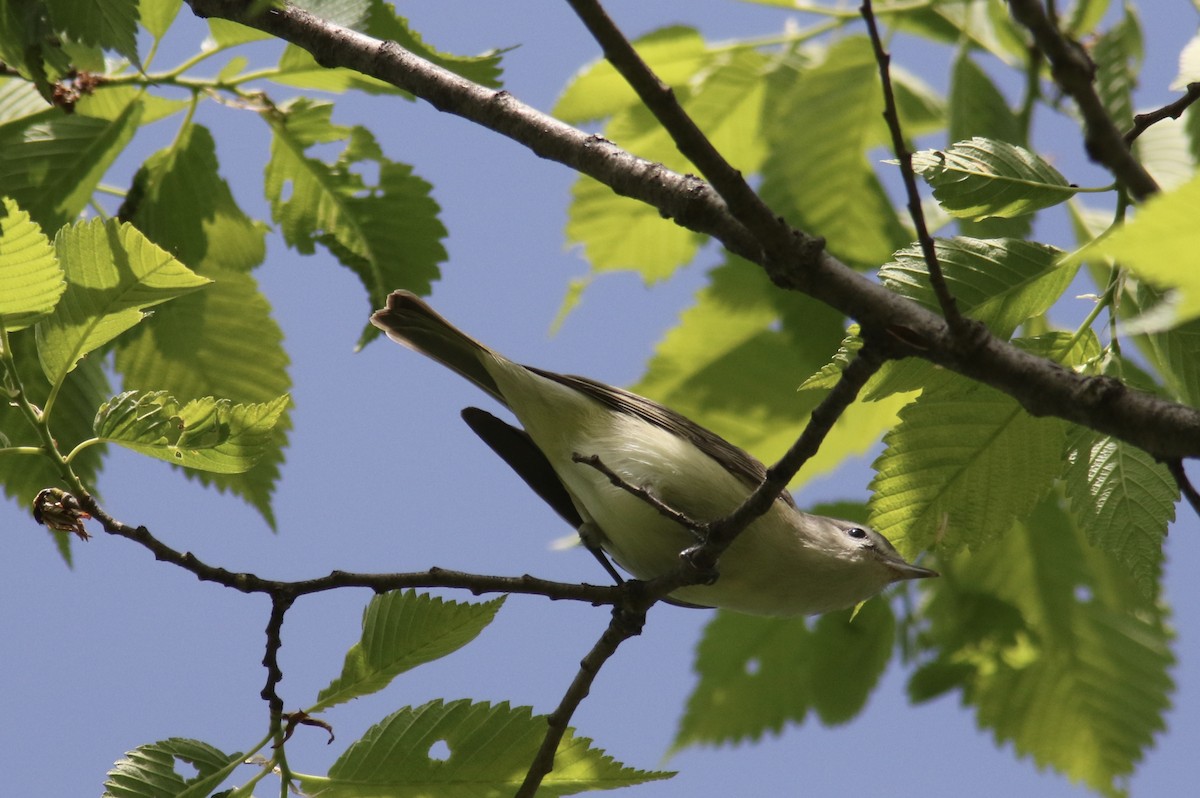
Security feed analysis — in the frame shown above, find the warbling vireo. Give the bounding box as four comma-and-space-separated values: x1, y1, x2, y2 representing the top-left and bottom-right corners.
371, 290, 936, 616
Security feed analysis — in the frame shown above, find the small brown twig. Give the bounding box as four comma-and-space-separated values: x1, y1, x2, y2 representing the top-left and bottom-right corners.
1006, 0, 1159, 200
859, 1, 965, 334
1125, 82, 1200, 145
572, 452, 702, 534
516, 595, 649, 798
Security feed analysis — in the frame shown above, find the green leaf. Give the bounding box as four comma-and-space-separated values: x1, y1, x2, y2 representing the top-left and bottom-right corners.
869, 369, 1067, 557
910, 138, 1076, 220
138, 0, 182, 41
1129, 283, 1200, 407
0, 77, 52, 125
797, 326, 864, 391
122, 122, 267, 273
296, 699, 672, 797
760, 37, 909, 268
313, 591, 505, 712
912, 494, 1173, 796
895, 0, 1028, 63
46, 0, 139, 64
273, 44, 412, 96
1093, 4, 1143, 130
94, 390, 289, 474
674, 600, 894, 750
1132, 113, 1196, 192
565, 176, 706, 281
265, 100, 446, 346
1064, 426, 1176, 598
271, 1, 505, 94
103, 737, 243, 798
0, 197, 62, 330
554, 26, 709, 123
947, 52, 1032, 239
33, 218, 211, 386
114, 269, 291, 526
879, 236, 1075, 338
564, 46, 770, 281
1173, 30, 1200, 89
634, 259, 901, 484
0, 97, 143, 230
1091, 171, 1200, 328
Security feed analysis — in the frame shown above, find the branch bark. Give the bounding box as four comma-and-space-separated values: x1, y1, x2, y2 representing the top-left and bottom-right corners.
1006, 0, 1159, 200
183, 0, 1200, 463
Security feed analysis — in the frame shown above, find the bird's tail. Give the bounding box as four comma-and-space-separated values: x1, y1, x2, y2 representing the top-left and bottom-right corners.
370, 290, 506, 404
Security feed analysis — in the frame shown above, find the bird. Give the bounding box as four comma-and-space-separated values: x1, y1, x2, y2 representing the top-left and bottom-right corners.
371, 290, 936, 616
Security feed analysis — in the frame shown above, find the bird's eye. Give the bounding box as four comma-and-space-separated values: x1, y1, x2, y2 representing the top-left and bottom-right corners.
847, 527, 868, 539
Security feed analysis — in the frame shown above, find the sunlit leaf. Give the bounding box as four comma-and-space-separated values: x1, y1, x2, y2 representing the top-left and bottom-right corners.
675, 599, 894, 750
122, 122, 267, 273
114, 269, 291, 527
265, 100, 445, 346
313, 591, 505, 712
0, 98, 143, 230
1091, 171, 1200, 328
34, 219, 210, 386
760, 37, 909, 267
0, 197, 62, 330
869, 369, 1066, 557
910, 494, 1173, 796
1064, 426, 1176, 598
879, 236, 1074, 338
910, 138, 1076, 220
94, 390, 289, 474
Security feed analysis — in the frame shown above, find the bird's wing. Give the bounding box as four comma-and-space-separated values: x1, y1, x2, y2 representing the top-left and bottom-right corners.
460, 407, 584, 527
529, 368, 797, 509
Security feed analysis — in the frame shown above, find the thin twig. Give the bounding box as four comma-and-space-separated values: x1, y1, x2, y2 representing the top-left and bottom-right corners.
1166, 459, 1200, 521
860, 1, 964, 333
1125, 82, 1200, 144
560, 0, 811, 263
74, 492, 625, 605
1006, 0, 1159, 200
572, 452, 702, 533
261, 594, 294, 724
516, 601, 648, 797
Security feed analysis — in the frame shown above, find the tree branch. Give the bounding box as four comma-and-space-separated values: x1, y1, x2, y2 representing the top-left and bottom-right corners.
181, 1, 1200, 462
560, 0, 806, 264
1006, 0, 1159, 200
75, 491, 625, 605
517, 602, 648, 797
1125, 82, 1200, 144
860, 0, 965, 333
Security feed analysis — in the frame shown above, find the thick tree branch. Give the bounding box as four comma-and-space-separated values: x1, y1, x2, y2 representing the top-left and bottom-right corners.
1006, 0, 1159, 200
183, 1, 1200, 462
560, 0, 805, 264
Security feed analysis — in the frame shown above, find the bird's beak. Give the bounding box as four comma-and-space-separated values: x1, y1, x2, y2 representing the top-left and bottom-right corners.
888, 560, 939, 581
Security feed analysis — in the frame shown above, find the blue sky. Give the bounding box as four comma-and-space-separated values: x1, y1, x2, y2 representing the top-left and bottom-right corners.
2, 2, 1197, 796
